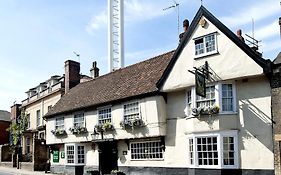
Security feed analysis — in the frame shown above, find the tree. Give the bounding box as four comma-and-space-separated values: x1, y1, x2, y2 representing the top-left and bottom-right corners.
7, 110, 28, 153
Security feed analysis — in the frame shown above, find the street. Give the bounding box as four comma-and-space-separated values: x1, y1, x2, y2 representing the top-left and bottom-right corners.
0, 172, 14, 175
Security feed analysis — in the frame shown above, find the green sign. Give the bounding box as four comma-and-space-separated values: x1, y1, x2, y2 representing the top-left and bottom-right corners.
61, 151, 65, 159
53, 150, 59, 163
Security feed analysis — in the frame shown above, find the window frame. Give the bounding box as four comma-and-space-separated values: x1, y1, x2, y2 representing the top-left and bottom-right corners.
194, 32, 218, 59
26, 137, 31, 154
26, 114, 30, 129
185, 82, 237, 118
73, 112, 85, 128
123, 101, 141, 121
187, 131, 238, 169
36, 110, 41, 127
130, 140, 164, 161
97, 106, 112, 124
55, 117, 65, 130
65, 143, 85, 165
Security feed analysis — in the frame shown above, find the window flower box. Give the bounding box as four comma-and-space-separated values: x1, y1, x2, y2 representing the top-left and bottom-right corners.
69, 126, 87, 134
120, 118, 144, 130
94, 122, 114, 132
192, 105, 220, 116
51, 129, 67, 136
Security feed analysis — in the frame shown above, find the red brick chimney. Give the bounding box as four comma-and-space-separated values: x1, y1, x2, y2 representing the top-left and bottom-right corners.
90, 61, 99, 79
237, 29, 245, 42
10, 104, 21, 123
64, 60, 80, 94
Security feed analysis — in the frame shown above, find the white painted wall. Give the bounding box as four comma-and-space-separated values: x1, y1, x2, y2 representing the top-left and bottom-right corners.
162, 76, 273, 169
25, 92, 62, 130
161, 16, 264, 92
46, 95, 166, 145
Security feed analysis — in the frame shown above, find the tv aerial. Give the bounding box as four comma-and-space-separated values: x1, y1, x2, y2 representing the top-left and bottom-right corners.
163, 0, 180, 36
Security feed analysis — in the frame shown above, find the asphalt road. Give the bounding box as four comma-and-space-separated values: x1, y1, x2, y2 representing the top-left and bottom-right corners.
0, 172, 14, 175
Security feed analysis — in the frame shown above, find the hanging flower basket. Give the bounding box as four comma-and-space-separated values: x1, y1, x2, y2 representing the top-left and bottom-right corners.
120, 118, 144, 130
192, 105, 220, 117
94, 122, 114, 133
69, 126, 87, 134
51, 129, 67, 136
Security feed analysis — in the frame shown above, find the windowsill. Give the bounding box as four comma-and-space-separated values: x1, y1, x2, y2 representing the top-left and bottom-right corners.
188, 165, 238, 169
194, 51, 219, 60
65, 163, 85, 166
131, 158, 164, 161
219, 111, 238, 115
185, 111, 238, 119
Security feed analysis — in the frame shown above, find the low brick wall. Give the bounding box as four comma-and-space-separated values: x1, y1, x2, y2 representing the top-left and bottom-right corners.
0, 161, 13, 168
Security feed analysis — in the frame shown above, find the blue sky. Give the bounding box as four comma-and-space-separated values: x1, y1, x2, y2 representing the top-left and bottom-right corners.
0, 0, 280, 111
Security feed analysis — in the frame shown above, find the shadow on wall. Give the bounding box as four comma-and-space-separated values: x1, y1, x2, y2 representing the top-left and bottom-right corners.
239, 99, 273, 152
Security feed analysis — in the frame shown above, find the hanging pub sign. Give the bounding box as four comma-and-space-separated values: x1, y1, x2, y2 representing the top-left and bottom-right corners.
53, 150, 59, 163
195, 70, 206, 98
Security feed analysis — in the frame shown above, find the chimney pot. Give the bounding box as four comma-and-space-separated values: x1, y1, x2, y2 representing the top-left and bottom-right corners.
90, 61, 99, 79
179, 19, 189, 43
236, 29, 245, 42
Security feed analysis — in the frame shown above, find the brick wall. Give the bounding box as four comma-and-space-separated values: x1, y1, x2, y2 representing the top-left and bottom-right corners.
0, 121, 10, 145
272, 64, 281, 175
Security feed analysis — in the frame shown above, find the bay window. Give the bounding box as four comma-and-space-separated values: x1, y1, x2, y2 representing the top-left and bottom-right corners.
196, 86, 216, 108
186, 82, 236, 116
188, 131, 238, 168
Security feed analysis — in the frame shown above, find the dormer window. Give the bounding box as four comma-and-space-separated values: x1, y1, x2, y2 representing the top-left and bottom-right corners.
194, 33, 217, 58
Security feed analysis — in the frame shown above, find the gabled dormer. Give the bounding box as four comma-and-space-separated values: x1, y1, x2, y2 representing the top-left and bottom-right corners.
157, 6, 271, 92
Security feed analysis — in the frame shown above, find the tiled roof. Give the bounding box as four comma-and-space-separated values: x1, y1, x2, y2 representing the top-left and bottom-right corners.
45, 50, 174, 118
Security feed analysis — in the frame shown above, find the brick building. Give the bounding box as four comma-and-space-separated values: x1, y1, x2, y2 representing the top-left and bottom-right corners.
272, 52, 281, 175
0, 110, 11, 145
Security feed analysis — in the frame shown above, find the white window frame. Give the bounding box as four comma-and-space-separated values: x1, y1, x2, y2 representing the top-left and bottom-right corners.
55, 117, 64, 130
36, 110, 41, 127
194, 32, 218, 58
26, 137, 31, 154
98, 106, 112, 124
218, 82, 237, 114
26, 114, 30, 129
123, 101, 141, 121
185, 82, 236, 118
73, 112, 85, 127
130, 140, 164, 161
187, 130, 238, 169
65, 143, 85, 165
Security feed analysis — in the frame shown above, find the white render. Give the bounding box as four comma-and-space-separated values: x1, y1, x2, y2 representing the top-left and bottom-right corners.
161, 16, 264, 92
46, 95, 166, 145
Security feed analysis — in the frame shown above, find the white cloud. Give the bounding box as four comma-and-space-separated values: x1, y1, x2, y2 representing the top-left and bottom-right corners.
86, 10, 107, 34
86, 0, 175, 33
220, 0, 280, 28
261, 39, 281, 53
124, 0, 171, 22
245, 21, 279, 40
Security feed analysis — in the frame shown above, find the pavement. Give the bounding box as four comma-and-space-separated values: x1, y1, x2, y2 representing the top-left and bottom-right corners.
0, 166, 56, 175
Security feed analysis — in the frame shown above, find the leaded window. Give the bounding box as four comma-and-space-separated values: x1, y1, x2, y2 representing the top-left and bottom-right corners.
98, 108, 112, 124
124, 102, 139, 121
74, 113, 84, 127
131, 141, 163, 160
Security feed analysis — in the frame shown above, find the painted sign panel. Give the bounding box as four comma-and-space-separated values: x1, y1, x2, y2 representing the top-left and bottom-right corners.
53, 150, 59, 163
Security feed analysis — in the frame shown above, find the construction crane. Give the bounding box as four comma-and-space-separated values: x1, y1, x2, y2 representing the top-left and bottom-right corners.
163, 1, 180, 36
108, 0, 124, 72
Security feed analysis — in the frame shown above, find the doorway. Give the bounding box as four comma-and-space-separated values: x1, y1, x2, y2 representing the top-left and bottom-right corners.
99, 141, 118, 175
